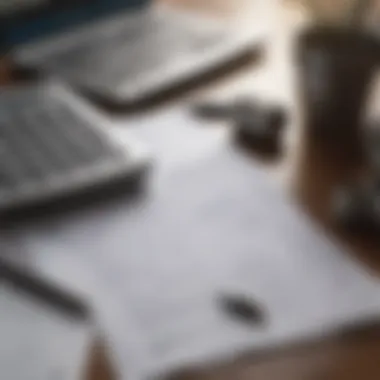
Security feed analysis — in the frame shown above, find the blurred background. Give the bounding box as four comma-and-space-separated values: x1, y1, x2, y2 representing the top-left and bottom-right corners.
3, 1, 380, 380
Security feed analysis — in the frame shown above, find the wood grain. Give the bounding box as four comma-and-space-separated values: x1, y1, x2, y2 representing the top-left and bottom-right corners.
85, 340, 115, 380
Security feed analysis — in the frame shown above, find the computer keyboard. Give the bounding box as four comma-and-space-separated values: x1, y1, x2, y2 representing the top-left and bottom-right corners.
45, 10, 225, 88
0, 83, 149, 216
97, 28, 222, 87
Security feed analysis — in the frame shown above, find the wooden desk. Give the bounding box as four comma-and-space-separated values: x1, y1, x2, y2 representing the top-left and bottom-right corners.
2, 1, 380, 379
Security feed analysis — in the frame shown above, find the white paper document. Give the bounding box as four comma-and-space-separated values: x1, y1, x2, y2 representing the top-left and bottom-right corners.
8, 148, 380, 380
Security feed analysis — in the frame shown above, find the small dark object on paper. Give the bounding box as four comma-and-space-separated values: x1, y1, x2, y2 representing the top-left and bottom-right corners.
193, 97, 287, 154
219, 293, 267, 327
233, 98, 287, 154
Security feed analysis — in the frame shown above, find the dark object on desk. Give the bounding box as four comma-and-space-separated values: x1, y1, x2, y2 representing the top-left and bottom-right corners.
0, 82, 150, 218
193, 98, 287, 154
332, 118, 380, 232
7, 0, 264, 106
0, 258, 89, 319
219, 293, 267, 327
0, 258, 92, 380
332, 183, 374, 230
233, 98, 286, 154
331, 177, 380, 234
297, 26, 380, 158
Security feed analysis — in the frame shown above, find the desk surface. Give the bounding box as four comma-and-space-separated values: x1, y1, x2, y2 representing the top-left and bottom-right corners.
158, 2, 380, 379
3, 1, 380, 379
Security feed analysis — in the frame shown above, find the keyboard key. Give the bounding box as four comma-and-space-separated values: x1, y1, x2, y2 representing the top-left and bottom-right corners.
48, 13, 225, 90
1, 116, 55, 178
23, 109, 82, 171
0, 145, 28, 186
53, 105, 117, 161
